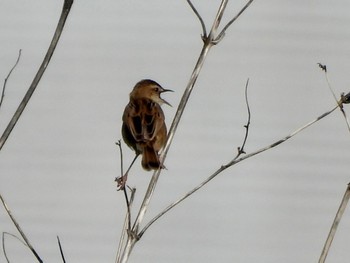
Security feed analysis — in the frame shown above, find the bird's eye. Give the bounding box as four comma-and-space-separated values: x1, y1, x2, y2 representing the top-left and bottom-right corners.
154, 87, 159, 92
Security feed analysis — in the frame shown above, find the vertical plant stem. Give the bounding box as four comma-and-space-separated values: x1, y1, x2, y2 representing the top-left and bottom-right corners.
119, 237, 137, 263
0, 0, 74, 151
116, 187, 136, 263
117, 1, 260, 261
132, 42, 212, 233
319, 183, 350, 263
132, 0, 229, 233
117, 2, 229, 262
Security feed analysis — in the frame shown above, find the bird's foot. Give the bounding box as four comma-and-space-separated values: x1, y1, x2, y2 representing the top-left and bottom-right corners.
115, 174, 128, 190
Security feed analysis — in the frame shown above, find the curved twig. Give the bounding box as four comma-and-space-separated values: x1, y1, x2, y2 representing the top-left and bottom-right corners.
0, 49, 22, 112
318, 63, 350, 132
139, 104, 338, 236
0, 0, 74, 151
238, 78, 251, 154
2, 232, 29, 263
186, 0, 207, 39
116, 140, 124, 177
0, 194, 43, 262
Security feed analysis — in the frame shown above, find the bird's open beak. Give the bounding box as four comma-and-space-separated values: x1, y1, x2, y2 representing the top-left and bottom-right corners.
160, 88, 173, 107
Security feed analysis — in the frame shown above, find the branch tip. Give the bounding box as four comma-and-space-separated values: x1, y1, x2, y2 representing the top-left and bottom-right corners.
318, 63, 327, 72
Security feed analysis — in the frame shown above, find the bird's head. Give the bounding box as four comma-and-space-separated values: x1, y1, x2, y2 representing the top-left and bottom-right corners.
130, 79, 173, 106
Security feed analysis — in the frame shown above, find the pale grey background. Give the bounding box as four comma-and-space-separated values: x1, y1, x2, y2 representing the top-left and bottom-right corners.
1, 1, 350, 262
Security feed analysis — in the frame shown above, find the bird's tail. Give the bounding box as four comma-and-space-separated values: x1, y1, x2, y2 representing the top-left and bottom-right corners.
142, 145, 161, 171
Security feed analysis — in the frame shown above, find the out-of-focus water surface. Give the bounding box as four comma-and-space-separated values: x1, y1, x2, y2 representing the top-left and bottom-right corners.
1, 1, 350, 262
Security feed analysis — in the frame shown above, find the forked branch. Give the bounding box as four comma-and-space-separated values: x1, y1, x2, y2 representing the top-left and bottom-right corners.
139, 102, 340, 237
116, 1, 255, 262
131, 0, 255, 236
318, 63, 350, 132
186, 0, 255, 44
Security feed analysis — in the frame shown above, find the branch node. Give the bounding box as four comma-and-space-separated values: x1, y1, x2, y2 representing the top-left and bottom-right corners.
212, 32, 225, 45
127, 229, 140, 241
238, 147, 246, 155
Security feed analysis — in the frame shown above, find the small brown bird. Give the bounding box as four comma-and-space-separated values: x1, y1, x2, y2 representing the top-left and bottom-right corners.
122, 79, 172, 172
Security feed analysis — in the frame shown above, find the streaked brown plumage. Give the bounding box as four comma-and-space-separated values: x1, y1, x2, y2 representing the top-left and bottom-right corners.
122, 79, 172, 171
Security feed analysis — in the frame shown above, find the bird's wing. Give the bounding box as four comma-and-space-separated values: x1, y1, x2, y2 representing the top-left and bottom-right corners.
123, 98, 165, 143
141, 99, 165, 142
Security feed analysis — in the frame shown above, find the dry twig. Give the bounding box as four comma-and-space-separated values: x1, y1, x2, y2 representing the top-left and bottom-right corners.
0, 0, 74, 151
0, 194, 43, 262
319, 183, 350, 263
2, 232, 29, 263
318, 63, 350, 132
0, 49, 22, 112
57, 236, 66, 263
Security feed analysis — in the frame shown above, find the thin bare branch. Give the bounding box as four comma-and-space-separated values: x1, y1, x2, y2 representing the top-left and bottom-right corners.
122, 189, 132, 230
0, 194, 43, 262
0, 0, 74, 151
319, 183, 350, 263
115, 140, 138, 262
318, 63, 350, 132
116, 140, 124, 176
207, 0, 228, 44
186, 0, 207, 39
319, 63, 337, 102
228, 105, 338, 167
139, 104, 338, 236
215, 0, 255, 43
0, 49, 22, 111
238, 78, 251, 154
2, 232, 29, 263
57, 236, 66, 263
116, 187, 136, 263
